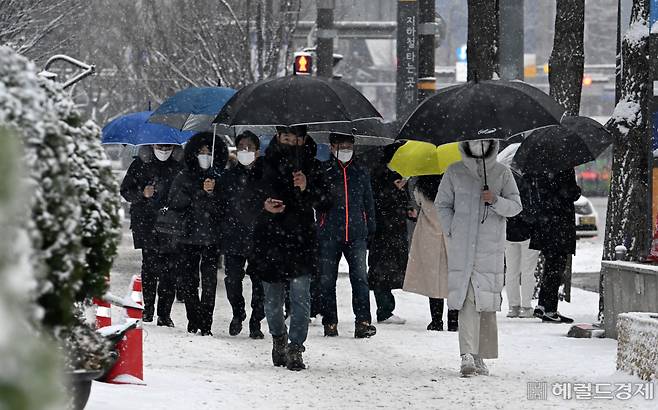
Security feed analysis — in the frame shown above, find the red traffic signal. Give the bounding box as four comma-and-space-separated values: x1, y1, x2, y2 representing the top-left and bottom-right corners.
293, 52, 313, 75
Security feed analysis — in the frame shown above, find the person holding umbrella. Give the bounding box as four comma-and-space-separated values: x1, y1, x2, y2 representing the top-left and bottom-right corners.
120, 144, 182, 326
167, 132, 228, 336
247, 125, 331, 371
436, 139, 522, 377
527, 169, 580, 324
317, 131, 377, 339
219, 131, 266, 339
368, 144, 416, 325
403, 175, 458, 332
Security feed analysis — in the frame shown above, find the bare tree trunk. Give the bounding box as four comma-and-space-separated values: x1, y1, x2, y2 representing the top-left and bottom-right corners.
467, 0, 498, 81
603, 0, 651, 262
548, 0, 585, 116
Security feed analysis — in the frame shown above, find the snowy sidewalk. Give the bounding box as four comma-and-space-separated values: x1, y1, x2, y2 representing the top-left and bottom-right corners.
87, 260, 655, 409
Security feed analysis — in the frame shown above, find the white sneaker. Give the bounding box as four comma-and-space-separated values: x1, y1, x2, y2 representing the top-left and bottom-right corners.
460, 354, 477, 377
474, 355, 489, 376
518, 307, 535, 318
506, 306, 520, 318
378, 314, 406, 324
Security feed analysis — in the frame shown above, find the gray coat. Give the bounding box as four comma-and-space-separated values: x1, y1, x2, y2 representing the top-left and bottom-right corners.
435, 140, 522, 312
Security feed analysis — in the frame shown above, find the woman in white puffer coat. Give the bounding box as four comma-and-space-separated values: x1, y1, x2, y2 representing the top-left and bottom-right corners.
435, 139, 521, 377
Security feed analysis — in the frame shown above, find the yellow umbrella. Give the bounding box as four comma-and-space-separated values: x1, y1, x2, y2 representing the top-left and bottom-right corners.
388, 140, 462, 177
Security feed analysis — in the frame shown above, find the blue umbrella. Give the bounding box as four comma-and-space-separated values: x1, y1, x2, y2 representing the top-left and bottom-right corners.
101, 111, 194, 145
148, 87, 236, 132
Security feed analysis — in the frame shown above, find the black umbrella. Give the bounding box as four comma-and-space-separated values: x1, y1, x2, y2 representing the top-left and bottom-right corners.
397, 80, 563, 145
213, 75, 382, 128
511, 116, 613, 173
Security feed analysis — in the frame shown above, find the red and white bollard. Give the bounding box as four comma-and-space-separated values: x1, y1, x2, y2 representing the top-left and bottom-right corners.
103, 275, 145, 385
93, 297, 112, 329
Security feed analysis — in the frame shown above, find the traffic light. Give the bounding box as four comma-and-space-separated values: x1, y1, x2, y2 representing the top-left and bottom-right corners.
583, 75, 593, 86
293, 52, 313, 75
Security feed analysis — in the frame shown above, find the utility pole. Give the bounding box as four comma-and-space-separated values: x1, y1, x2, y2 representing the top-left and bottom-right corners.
417, 0, 437, 102
316, 0, 336, 78
498, 0, 524, 81
396, 0, 419, 122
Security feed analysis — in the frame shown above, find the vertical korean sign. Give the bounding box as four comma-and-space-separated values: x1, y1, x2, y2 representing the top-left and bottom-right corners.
396, 0, 418, 122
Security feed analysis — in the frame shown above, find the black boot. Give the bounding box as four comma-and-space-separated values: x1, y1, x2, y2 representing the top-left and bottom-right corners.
286, 344, 306, 371
229, 316, 244, 336
272, 334, 288, 367
157, 317, 175, 327
324, 323, 338, 337
428, 298, 444, 331
354, 321, 376, 338
249, 319, 264, 339
447, 309, 459, 332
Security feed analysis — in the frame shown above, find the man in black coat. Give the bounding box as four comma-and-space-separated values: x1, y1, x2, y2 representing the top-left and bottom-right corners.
368, 162, 414, 324
120, 144, 181, 325
219, 131, 265, 339
317, 132, 377, 338
168, 132, 228, 336
527, 168, 581, 323
248, 125, 331, 371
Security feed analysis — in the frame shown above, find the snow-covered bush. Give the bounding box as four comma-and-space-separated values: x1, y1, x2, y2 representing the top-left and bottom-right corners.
617, 312, 658, 381
0, 45, 120, 330
0, 126, 64, 410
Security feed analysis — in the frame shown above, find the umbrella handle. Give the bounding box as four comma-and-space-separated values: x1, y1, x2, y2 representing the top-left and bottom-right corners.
211, 124, 216, 168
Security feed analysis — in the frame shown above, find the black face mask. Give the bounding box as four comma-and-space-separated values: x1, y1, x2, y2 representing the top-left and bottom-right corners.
277, 143, 299, 157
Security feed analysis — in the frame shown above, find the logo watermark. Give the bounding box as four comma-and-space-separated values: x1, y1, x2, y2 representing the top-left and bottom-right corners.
527, 382, 655, 401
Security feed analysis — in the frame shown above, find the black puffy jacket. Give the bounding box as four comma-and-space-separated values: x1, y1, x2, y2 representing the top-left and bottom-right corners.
120, 148, 181, 249
247, 136, 332, 282
167, 133, 228, 247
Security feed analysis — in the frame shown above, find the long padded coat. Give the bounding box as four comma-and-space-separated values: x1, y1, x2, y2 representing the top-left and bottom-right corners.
435, 141, 522, 312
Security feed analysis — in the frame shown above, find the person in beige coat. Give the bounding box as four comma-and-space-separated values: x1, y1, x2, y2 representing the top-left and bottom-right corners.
403, 175, 458, 331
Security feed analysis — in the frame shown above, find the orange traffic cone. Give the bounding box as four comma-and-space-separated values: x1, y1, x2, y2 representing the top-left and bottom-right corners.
103, 275, 145, 385
647, 216, 658, 262
93, 297, 112, 329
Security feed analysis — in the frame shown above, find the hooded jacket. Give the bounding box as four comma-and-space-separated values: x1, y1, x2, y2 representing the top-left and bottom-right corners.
435, 140, 522, 312
167, 132, 228, 247
247, 136, 331, 282
120, 146, 182, 249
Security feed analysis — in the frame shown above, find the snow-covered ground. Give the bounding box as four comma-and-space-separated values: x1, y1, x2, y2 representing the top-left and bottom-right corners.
86, 226, 655, 409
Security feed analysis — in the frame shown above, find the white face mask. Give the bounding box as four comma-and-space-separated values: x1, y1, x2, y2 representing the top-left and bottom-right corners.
198, 154, 212, 169
335, 149, 353, 163
237, 150, 256, 166
153, 148, 172, 162
468, 141, 490, 157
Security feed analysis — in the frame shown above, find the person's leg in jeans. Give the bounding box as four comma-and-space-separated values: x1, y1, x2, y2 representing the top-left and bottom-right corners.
141, 247, 159, 320
504, 241, 522, 314
156, 250, 177, 321
287, 274, 311, 348
224, 254, 247, 322
538, 250, 567, 314
373, 289, 395, 322
344, 240, 372, 324
263, 281, 287, 338
198, 245, 219, 334
318, 240, 341, 326
520, 242, 540, 309
182, 245, 201, 332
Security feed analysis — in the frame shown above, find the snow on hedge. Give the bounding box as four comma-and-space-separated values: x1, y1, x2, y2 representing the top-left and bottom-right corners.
617, 312, 658, 381
0, 45, 120, 329
0, 126, 65, 410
